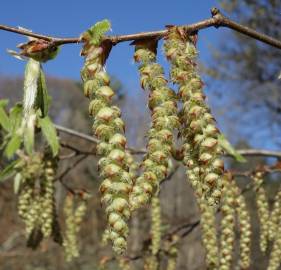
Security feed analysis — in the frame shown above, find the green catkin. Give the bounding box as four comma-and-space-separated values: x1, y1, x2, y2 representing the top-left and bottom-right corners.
164, 26, 224, 207
199, 199, 219, 269
41, 156, 57, 238
81, 29, 133, 254
219, 174, 236, 270
268, 216, 281, 270
117, 257, 131, 270
252, 171, 270, 252
233, 184, 251, 269
165, 235, 179, 270
151, 196, 161, 256
17, 153, 44, 237
268, 188, 281, 241
129, 39, 179, 210
63, 194, 87, 262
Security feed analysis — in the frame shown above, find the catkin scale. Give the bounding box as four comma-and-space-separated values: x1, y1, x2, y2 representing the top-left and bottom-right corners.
81, 32, 133, 254
129, 39, 179, 210
164, 26, 224, 207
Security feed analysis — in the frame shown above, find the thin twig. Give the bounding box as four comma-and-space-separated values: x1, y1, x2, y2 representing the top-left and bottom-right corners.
1, 8, 281, 50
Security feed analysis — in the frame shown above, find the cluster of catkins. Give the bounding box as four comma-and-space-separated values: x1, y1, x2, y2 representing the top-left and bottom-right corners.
164, 26, 224, 207
16, 151, 60, 247
81, 33, 134, 254
63, 193, 88, 261
129, 39, 179, 209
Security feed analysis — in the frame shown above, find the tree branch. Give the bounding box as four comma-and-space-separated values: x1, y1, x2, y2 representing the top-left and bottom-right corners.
1, 8, 281, 50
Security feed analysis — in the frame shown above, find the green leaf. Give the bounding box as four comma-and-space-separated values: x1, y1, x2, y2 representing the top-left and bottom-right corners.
0, 105, 11, 132
14, 172, 22, 194
23, 59, 41, 116
38, 116, 59, 156
36, 69, 49, 117
0, 160, 19, 182
85, 19, 111, 45
23, 114, 36, 155
4, 134, 21, 159
9, 104, 23, 134
218, 134, 247, 163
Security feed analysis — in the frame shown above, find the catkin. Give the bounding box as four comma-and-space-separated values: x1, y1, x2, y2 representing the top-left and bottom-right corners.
151, 196, 162, 256
165, 235, 179, 270
41, 156, 57, 238
268, 217, 281, 270
252, 171, 270, 252
233, 183, 252, 269
81, 31, 133, 254
199, 199, 219, 269
268, 188, 281, 241
219, 174, 236, 270
63, 194, 87, 262
164, 26, 224, 207
129, 39, 179, 210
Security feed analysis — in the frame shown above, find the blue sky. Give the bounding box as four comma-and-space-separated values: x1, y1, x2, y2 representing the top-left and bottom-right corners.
0, 0, 223, 85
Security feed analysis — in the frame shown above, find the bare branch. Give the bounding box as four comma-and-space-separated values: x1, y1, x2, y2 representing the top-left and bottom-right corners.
1, 8, 281, 49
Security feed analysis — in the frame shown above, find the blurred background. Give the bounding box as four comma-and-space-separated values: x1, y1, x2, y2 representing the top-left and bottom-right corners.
0, 0, 281, 269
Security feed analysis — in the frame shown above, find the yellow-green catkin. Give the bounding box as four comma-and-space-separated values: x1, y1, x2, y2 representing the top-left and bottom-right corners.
252, 171, 270, 252
199, 198, 219, 269
165, 235, 179, 270
63, 193, 87, 262
41, 155, 57, 238
145, 195, 162, 270
231, 182, 252, 269
268, 188, 281, 241
81, 32, 133, 254
117, 257, 131, 270
17, 153, 44, 237
164, 26, 224, 207
268, 216, 281, 270
129, 39, 179, 210
219, 174, 236, 270
151, 196, 161, 256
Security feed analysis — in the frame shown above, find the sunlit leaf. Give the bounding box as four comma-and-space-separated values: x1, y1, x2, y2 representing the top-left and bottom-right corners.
0, 101, 11, 132
23, 114, 36, 155
4, 134, 21, 159
218, 134, 247, 163
14, 172, 22, 194
38, 116, 59, 156
36, 69, 49, 117
0, 160, 19, 182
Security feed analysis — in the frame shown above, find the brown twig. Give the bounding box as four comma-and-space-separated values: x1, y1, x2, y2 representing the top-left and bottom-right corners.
1, 8, 281, 50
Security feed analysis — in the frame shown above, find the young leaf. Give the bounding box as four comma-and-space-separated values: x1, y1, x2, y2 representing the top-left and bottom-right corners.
23, 113, 36, 155
4, 134, 21, 159
36, 69, 49, 117
9, 104, 23, 134
23, 59, 41, 116
218, 134, 247, 163
0, 159, 19, 182
84, 19, 111, 45
0, 103, 11, 132
38, 116, 59, 156
14, 172, 22, 194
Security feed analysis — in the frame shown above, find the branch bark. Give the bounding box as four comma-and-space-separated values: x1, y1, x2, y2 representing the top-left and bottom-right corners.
1, 8, 281, 49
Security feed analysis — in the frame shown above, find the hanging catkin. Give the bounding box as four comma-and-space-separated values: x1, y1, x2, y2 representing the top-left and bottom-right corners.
80, 21, 133, 254
268, 188, 281, 241
164, 26, 224, 207
129, 39, 179, 210
252, 171, 270, 252
219, 174, 236, 270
